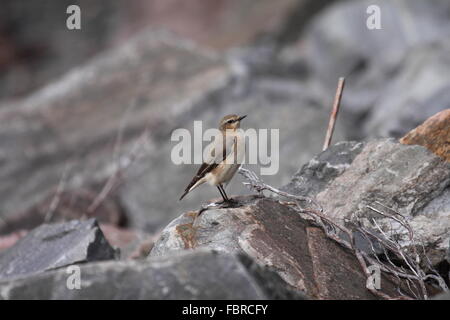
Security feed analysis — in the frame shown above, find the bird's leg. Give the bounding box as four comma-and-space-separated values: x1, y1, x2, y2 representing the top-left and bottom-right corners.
220, 184, 238, 204
219, 184, 230, 202
216, 186, 228, 203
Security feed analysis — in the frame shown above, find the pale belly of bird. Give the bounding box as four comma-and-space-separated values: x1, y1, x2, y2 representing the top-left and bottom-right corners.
210, 162, 241, 185
206, 135, 245, 186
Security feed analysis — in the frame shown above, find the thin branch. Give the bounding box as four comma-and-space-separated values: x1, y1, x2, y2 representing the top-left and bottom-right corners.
323, 77, 345, 151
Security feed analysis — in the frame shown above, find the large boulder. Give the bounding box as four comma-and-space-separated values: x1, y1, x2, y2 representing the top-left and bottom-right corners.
150, 196, 405, 299
0, 219, 117, 280
0, 249, 304, 300
283, 138, 450, 266
315, 140, 450, 262
281, 141, 365, 197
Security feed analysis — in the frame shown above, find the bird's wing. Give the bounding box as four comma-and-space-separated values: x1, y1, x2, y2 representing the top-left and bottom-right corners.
180, 134, 236, 200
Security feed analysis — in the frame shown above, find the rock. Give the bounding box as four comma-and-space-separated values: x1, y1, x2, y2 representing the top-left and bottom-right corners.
99, 223, 155, 259
400, 109, 450, 162
432, 291, 450, 300
281, 141, 365, 197
281, 140, 385, 255
409, 187, 450, 265
316, 139, 450, 221
0, 219, 117, 280
302, 139, 450, 264
448, 239, 450, 263
0, 249, 305, 300
151, 196, 405, 299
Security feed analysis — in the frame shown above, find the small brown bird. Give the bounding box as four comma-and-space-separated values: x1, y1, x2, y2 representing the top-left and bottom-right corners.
179, 114, 247, 203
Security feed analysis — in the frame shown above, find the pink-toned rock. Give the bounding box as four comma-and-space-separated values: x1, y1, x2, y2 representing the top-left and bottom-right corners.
0, 230, 27, 252
99, 223, 155, 259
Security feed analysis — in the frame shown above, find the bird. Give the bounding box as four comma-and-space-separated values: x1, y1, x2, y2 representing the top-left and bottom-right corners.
179, 114, 247, 203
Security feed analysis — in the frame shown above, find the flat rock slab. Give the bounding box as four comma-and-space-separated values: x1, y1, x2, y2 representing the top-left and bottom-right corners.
0, 219, 116, 280
150, 197, 403, 299
0, 249, 305, 300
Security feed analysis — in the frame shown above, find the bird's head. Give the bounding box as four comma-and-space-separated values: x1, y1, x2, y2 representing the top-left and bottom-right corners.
219, 114, 247, 131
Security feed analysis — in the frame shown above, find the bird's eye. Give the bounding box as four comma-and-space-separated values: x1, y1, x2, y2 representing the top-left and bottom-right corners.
227, 119, 234, 124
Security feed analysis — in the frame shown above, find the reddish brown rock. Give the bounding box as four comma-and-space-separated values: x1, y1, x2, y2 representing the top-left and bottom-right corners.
400, 109, 450, 162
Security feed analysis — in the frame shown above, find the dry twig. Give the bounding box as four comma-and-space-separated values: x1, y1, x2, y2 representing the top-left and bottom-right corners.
323, 77, 345, 151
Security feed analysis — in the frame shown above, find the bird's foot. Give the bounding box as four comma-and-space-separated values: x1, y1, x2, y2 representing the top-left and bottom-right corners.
219, 198, 240, 208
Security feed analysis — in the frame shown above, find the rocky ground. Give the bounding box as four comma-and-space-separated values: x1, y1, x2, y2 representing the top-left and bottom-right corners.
0, 0, 449, 299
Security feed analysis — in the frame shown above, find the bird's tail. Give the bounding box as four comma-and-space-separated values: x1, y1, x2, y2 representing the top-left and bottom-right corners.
179, 189, 189, 201
179, 175, 205, 201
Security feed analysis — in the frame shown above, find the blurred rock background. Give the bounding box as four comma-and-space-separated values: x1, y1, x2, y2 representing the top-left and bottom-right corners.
0, 0, 449, 249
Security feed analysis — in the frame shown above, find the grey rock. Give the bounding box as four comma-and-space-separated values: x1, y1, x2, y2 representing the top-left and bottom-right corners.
281, 141, 365, 197
448, 238, 450, 263
0, 249, 305, 300
317, 139, 450, 220
281, 138, 450, 264
0, 219, 117, 280
432, 291, 450, 300
414, 187, 450, 265
313, 139, 450, 263
151, 196, 403, 299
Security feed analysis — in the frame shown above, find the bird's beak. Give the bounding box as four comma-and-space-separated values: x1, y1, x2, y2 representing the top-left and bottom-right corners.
238, 115, 247, 121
